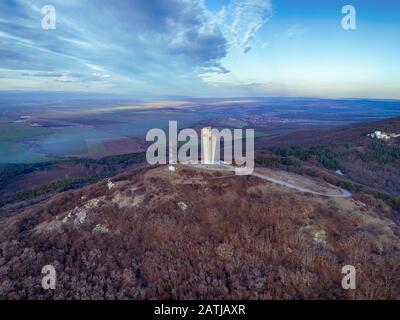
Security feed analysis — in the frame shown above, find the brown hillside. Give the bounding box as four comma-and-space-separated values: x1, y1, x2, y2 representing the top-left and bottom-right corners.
0, 165, 399, 299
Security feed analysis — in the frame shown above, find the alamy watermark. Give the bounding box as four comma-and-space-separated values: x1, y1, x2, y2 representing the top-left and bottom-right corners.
146, 121, 254, 175
40, 5, 356, 32
341, 265, 356, 290
342, 5, 356, 30
41, 264, 56, 290
41, 5, 56, 30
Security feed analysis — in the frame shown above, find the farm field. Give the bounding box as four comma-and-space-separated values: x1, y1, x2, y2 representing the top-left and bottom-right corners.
1, 97, 400, 164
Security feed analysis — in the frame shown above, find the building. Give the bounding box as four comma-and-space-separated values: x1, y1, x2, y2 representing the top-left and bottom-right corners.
367, 131, 400, 141
202, 127, 217, 164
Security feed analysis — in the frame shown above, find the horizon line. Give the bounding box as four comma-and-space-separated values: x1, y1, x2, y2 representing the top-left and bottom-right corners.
0, 90, 400, 102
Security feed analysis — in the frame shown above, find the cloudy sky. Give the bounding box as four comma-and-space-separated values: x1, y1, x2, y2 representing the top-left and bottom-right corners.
0, 0, 399, 98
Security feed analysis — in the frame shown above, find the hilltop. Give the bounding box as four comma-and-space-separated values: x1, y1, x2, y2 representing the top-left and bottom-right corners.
0, 164, 399, 299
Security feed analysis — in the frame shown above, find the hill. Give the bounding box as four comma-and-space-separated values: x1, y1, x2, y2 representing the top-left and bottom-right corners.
0, 164, 399, 299
256, 117, 400, 146
255, 117, 400, 205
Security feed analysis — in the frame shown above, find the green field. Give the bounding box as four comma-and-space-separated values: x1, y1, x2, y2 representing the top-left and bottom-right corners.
0, 123, 52, 143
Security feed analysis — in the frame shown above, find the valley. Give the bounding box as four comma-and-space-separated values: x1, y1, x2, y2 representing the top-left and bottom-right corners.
1, 98, 400, 300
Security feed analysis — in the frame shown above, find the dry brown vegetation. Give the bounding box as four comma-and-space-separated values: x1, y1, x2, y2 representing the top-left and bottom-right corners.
255, 117, 400, 204
0, 165, 399, 300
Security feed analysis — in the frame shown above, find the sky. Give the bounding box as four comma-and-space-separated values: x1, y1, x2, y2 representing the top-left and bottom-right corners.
0, 0, 399, 99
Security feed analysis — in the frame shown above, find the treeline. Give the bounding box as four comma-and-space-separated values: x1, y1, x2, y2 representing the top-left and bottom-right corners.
265, 145, 340, 171
0, 162, 51, 186
0, 152, 146, 182
356, 140, 400, 163
97, 151, 146, 166
0, 175, 102, 207
0, 152, 147, 208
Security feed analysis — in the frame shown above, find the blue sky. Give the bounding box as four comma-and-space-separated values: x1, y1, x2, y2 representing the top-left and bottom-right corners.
0, 0, 399, 98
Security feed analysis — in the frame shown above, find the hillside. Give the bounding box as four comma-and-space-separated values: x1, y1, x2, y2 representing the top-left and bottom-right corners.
256, 117, 400, 147
255, 117, 400, 205
0, 164, 399, 299
2, 117, 400, 213
0, 152, 146, 210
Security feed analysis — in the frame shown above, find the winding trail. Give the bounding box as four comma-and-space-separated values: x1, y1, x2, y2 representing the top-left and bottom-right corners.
249, 171, 352, 198
184, 163, 352, 198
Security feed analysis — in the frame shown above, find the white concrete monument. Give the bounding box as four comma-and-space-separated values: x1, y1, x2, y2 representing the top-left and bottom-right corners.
202, 127, 217, 164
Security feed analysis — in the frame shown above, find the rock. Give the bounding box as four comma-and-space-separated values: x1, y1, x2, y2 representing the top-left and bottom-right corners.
216, 243, 234, 261
178, 202, 188, 211
112, 192, 143, 209
107, 179, 115, 190
313, 230, 327, 246
74, 209, 87, 225
33, 220, 64, 235
62, 197, 105, 225
92, 224, 110, 234
86, 198, 102, 209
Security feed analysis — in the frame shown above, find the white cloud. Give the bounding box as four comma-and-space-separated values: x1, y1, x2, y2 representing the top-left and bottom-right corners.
85, 63, 106, 72
286, 24, 310, 37
0, 30, 34, 45
229, 0, 273, 53
0, 0, 230, 92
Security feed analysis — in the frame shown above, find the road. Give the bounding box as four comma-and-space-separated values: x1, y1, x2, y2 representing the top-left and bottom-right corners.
185, 163, 352, 198
249, 171, 352, 198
